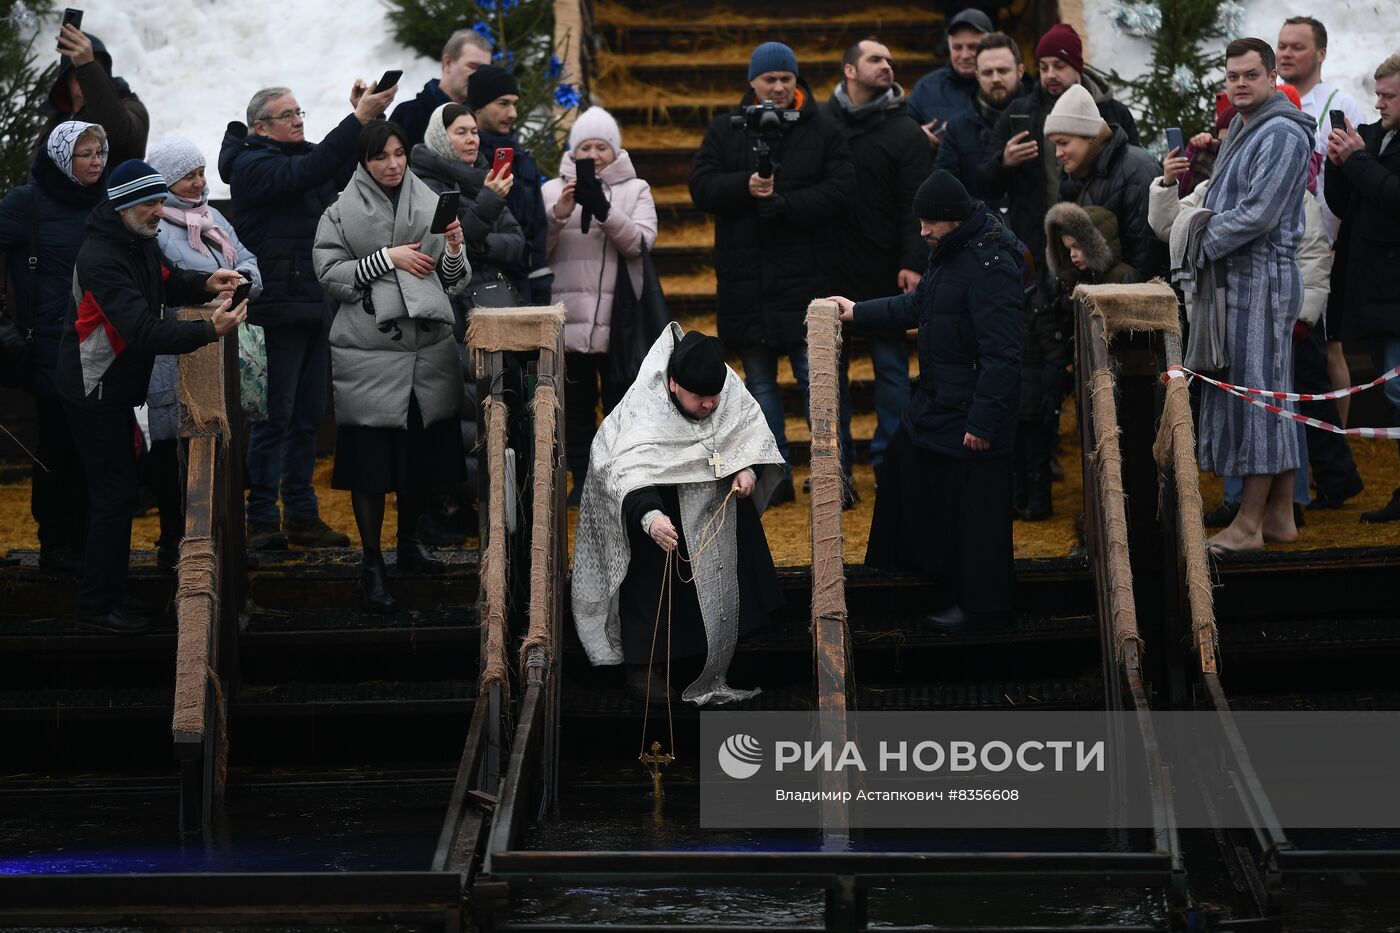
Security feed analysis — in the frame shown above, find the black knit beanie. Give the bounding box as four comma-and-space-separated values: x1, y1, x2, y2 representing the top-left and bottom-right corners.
670, 331, 727, 396
467, 65, 520, 111
912, 169, 973, 222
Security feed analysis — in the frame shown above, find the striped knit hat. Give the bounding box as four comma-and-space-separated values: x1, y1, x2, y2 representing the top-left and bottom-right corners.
107, 159, 168, 211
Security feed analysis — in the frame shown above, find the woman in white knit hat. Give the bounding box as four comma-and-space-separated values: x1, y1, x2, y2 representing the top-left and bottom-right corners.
143, 135, 264, 569
1042, 83, 1163, 280
542, 106, 659, 504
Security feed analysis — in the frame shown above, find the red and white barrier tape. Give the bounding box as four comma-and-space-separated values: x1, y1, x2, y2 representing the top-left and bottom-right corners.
1163, 366, 1400, 439
1165, 363, 1400, 401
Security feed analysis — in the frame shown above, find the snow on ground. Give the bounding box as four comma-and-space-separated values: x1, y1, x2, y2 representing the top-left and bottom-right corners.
54, 1, 441, 198
1085, 0, 1390, 140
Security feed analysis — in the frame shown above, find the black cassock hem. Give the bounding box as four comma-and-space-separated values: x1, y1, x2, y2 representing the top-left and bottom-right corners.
866, 425, 1015, 614
618, 485, 784, 665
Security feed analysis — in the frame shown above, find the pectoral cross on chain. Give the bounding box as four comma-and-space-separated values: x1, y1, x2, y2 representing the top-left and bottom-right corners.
640, 740, 675, 798
708, 451, 724, 478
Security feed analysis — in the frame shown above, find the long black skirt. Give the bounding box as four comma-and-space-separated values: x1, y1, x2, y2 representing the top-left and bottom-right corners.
332, 393, 465, 495
865, 425, 1014, 614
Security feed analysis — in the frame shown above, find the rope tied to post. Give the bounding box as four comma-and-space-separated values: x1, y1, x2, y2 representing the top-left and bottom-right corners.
172, 535, 229, 791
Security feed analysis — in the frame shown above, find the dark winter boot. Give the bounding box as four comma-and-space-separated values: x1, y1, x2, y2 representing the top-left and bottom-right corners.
356, 556, 398, 615
247, 521, 287, 551
397, 538, 446, 575
1203, 501, 1240, 528
283, 516, 350, 548
1361, 488, 1400, 524
1022, 472, 1052, 521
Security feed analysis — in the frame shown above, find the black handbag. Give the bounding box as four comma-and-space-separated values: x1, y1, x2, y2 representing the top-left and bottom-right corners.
465, 272, 519, 309
0, 192, 39, 390
607, 245, 670, 386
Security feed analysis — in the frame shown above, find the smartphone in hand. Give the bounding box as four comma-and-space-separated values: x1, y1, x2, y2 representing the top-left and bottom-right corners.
430, 189, 462, 235
575, 157, 597, 232
1165, 127, 1184, 154
375, 69, 403, 93
1010, 113, 1032, 136
1330, 109, 1347, 132
230, 279, 253, 309
492, 147, 515, 179
58, 8, 82, 52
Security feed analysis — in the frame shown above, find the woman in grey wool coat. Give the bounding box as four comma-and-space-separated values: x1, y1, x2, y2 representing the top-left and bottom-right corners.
314, 120, 469, 613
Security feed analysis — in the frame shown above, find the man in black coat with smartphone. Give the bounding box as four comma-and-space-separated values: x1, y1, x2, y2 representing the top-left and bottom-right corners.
690, 42, 856, 504
1325, 53, 1400, 522
469, 65, 552, 304
219, 79, 395, 550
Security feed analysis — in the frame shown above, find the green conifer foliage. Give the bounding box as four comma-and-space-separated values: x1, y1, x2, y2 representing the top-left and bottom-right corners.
1106, 0, 1228, 152
386, 0, 579, 170
0, 2, 58, 191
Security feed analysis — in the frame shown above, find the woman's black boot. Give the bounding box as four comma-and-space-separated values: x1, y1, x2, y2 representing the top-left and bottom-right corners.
357, 555, 398, 615
397, 537, 446, 575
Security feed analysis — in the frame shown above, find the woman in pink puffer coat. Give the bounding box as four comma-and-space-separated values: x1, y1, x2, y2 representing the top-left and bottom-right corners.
542, 107, 658, 502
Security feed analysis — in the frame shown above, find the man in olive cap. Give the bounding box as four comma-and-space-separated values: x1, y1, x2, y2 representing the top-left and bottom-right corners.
830, 170, 1025, 630
572, 326, 787, 704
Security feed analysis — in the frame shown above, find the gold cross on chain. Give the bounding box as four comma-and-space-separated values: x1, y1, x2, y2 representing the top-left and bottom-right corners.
640, 740, 675, 797
707, 452, 724, 478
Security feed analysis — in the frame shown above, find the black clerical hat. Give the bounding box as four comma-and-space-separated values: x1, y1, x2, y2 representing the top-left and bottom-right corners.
670, 330, 727, 396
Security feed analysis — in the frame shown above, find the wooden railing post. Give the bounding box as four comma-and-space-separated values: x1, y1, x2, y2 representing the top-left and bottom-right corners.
805, 299, 851, 841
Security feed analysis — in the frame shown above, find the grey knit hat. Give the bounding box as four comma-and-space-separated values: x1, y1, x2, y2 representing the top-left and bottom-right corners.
145, 136, 207, 187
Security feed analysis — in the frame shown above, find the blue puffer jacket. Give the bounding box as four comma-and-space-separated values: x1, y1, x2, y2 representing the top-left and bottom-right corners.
853, 203, 1024, 458
218, 113, 360, 329
906, 64, 978, 128
0, 149, 106, 396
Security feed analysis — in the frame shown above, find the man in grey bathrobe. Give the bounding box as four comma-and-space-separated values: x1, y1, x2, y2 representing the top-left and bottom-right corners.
1199, 38, 1315, 554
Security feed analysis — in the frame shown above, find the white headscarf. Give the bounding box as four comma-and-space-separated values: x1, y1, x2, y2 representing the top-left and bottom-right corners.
46, 120, 108, 185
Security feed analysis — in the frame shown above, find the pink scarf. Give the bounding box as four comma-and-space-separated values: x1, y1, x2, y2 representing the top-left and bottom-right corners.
162, 201, 238, 267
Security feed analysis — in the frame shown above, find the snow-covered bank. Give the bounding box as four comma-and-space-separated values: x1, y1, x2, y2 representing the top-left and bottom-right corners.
1085, 0, 1389, 137
55, 1, 440, 198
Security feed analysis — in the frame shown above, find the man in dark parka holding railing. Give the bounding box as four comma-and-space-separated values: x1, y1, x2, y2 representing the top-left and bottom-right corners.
828, 170, 1023, 631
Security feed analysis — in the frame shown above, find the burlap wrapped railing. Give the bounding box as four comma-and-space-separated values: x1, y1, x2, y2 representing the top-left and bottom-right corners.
479, 395, 511, 698
804, 300, 850, 676
176, 304, 229, 440
521, 385, 560, 675
1074, 281, 1181, 344
1153, 369, 1220, 674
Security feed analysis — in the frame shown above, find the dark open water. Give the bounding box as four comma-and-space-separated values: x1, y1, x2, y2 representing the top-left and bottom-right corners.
7, 778, 1400, 929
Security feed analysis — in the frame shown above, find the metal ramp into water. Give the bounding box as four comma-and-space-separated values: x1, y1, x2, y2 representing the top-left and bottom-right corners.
457, 297, 1194, 932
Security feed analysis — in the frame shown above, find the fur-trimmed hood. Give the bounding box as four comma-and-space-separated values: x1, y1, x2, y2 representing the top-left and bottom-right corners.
1044, 202, 1123, 279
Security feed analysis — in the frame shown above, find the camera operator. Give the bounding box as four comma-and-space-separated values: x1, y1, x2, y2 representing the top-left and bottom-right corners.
690, 42, 855, 505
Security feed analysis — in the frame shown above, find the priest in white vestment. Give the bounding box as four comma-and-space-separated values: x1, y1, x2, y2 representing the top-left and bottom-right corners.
571, 326, 786, 705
